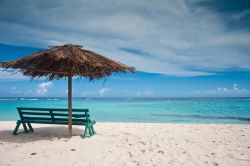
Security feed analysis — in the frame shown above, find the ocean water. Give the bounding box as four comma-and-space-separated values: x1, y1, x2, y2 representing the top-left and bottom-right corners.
0, 97, 250, 124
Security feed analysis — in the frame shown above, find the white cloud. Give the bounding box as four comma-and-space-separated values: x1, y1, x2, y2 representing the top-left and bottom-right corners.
0, 0, 249, 76
233, 83, 238, 91
0, 68, 28, 81
38, 82, 53, 89
36, 88, 48, 95
36, 81, 53, 95
82, 88, 129, 97
192, 83, 249, 96
136, 89, 153, 96
111, 77, 138, 81
192, 90, 200, 94
99, 88, 111, 96
9, 86, 22, 95
8, 86, 32, 95
82, 91, 98, 97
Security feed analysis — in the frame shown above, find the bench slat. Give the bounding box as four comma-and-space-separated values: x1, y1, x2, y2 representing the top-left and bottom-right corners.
53, 113, 89, 118
23, 117, 52, 121
53, 118, 88, 122
22, 117, 89, 122
22, 112, 52, 116
22, 120, 87, 125
21, 112, 89, 118
17, 107, 89, 112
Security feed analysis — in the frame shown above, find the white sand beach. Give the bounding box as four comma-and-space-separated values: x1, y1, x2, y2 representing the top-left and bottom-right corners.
0, 121, 250, 166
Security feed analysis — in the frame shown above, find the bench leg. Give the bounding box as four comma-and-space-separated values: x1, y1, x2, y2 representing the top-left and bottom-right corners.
13, 120, 21, 135
91, 126, 96, 135
22, 122, 29, 133
88, 126, 92, 136
27, 123, 34, 132
82, 124, 96, 139
82, 125, 88, 139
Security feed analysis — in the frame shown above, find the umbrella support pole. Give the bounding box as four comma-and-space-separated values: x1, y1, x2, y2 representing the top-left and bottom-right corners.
68, 75, 72, 138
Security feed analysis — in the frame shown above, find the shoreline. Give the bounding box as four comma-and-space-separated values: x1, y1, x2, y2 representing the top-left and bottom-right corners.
1, 120, 250, 124
0, 121, 250, 165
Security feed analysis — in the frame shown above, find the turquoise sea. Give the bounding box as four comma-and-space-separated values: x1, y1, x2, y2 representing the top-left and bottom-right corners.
0, 97, 250, 124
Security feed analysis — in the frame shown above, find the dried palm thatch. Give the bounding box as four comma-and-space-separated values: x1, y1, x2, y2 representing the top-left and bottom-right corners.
1, 44, 135, 80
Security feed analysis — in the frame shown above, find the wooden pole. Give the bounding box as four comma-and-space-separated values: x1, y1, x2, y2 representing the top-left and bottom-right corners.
68, 75, 72, 138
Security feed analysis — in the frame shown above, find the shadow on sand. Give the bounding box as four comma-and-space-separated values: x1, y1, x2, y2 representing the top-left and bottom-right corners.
0, 126, 84, 143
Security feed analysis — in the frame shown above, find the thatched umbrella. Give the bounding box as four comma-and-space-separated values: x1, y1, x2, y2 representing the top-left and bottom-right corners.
1, 44, 135, 137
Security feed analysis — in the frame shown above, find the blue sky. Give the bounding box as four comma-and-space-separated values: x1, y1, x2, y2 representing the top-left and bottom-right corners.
0, 0, 250, 97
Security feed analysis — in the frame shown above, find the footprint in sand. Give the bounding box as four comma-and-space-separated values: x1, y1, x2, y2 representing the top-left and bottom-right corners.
129, 152, 133, 158
158, 150, 164, 154
138, 141, 146, 145
123, 132, 130, 135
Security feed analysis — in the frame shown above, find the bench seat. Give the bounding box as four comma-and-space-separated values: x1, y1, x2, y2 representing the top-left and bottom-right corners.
13, 107, 96, 139
21, 119, 96, 125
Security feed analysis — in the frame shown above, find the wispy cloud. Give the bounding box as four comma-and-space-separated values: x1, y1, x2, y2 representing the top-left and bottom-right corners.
82, 91, 98, 97
0, 1, 249, 76
8, 86, 33, 96
81, 88, 111, 96
9, 86, 22, 95
99, 88, 111, 96
136, 89, 153, 96
111, 77, 138, 81
192, 83, 249, 96
0, 68, 28, 81
36, 81, 53, 95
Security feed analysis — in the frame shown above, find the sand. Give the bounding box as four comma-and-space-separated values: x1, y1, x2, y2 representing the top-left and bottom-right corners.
0, 121, 249, 166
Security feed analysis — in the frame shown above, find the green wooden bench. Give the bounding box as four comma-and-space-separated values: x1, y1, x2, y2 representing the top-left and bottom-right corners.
13, 107, 96, 138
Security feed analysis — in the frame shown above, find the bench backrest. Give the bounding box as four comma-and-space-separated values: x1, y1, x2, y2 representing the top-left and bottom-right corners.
17, 107, 90, 123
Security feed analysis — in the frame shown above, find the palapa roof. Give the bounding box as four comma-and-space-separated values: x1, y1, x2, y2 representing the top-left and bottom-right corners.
1, 44, 135, 80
